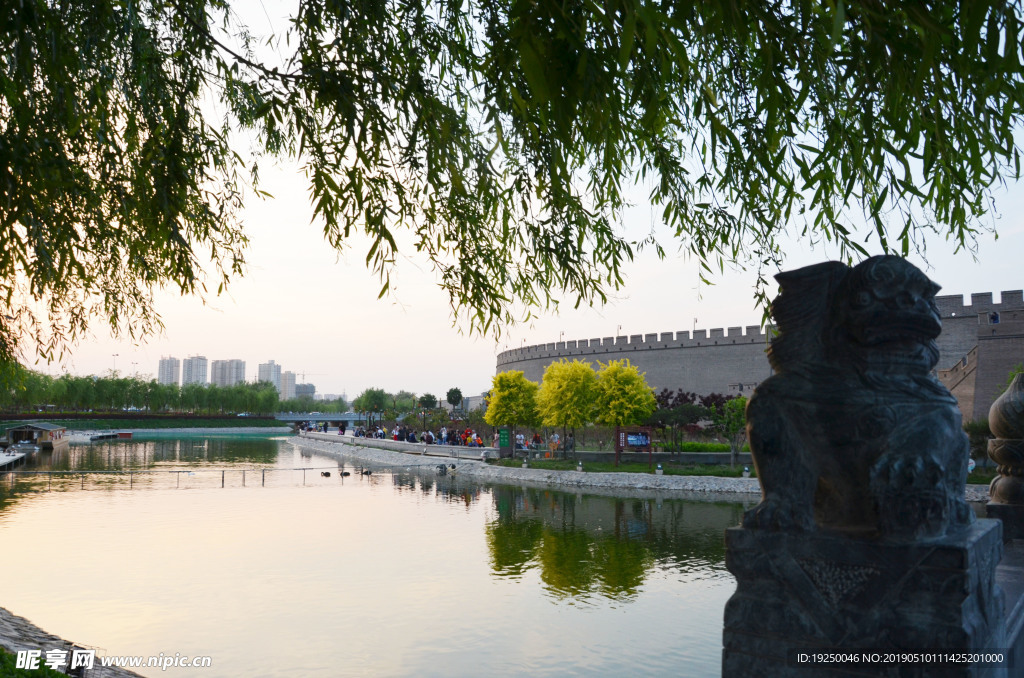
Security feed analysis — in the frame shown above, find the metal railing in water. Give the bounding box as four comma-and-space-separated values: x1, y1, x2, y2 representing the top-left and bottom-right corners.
2, 460, 457, 491
4, 466, 343, 490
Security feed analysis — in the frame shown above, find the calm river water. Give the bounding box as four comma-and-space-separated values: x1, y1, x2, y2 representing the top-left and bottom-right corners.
0, 436, 752, 677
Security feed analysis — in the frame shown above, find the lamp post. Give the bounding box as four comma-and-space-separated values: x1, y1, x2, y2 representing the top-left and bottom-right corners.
112, 353, 119, 374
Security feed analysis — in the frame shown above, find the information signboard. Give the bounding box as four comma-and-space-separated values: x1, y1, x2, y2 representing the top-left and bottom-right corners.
614, 425, 654, 468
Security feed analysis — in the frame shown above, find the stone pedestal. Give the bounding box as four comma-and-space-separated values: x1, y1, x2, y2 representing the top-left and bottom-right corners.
987, 503, 1024, 541
723, 520, 1007, 677
987, 374, 1024, 542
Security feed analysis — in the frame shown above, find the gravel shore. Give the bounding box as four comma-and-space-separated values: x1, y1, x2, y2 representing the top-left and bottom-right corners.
0, 607, 141, 677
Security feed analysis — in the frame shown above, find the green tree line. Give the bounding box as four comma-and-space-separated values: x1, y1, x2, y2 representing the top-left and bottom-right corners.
1, 366, 279, 415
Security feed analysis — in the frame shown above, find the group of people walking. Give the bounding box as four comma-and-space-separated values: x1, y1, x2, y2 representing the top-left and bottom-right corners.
300, 422, 574, 455
348, 425, 488, 447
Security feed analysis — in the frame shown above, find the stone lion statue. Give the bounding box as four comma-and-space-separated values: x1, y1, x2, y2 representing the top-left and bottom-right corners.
744, 256, 974, 541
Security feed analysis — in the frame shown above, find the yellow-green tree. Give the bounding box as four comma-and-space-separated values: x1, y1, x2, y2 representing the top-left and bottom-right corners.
537, 359, 598, 457
484, 371, 539, 444
593, 360, 657, 427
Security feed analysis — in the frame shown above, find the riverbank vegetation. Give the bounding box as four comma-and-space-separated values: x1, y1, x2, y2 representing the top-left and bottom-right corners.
0, 647, 67, 677
0, 365, 280, 415
0, 416, 289, 431
494, 459, 757, 478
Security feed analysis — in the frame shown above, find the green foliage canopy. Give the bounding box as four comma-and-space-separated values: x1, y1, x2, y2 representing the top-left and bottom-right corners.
4, 1, 1024, 368
536, 359, 597, 431
484, 371, 539, 430
2, 1, 246, 365
711, 395, 748, 466
592, 360, 656, 427
446, 388, 464, 409
352, 387, 389, 416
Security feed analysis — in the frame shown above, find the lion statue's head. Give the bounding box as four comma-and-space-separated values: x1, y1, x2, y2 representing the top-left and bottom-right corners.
831, 256, 942, 373
766, 256, 942, 375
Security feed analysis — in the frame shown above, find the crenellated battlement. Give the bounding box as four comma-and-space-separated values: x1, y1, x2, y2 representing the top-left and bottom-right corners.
495, 286, 1024, 419
496, 324, 772, 364
497, 290, 1024, 366
934, 290, 1024, 318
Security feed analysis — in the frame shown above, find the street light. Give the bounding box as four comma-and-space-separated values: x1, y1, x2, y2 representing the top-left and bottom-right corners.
112, 353, 119, 374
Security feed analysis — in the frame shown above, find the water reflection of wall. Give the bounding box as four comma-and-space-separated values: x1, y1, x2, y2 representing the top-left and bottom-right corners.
486, 485, 745, 601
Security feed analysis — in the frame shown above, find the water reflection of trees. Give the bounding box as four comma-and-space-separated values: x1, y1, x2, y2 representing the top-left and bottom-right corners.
486, 486, 744, 601
40, 438, 281, 471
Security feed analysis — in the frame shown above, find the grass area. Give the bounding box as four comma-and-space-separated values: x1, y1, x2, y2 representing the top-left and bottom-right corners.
968, 466, 998, 485
492, 458, 756, 477
657, 441, 751, 453
0, 417, 291, 431
0, 647, 68, 677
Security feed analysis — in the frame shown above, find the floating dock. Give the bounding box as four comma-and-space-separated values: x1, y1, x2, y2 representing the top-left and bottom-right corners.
1, 448, 31, 470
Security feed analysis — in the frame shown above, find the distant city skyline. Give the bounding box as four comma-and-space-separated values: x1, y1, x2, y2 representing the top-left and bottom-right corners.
148, 356, 320, 397
29, 155, 1024, 400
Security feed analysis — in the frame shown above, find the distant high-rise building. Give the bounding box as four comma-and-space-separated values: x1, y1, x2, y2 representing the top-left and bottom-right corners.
211, 359, 246, 387
295, 383, 316, 399
157, 356, 180, 386
258, 360, 282, 392
182, 356, 208, 385
280, 371, 296, 400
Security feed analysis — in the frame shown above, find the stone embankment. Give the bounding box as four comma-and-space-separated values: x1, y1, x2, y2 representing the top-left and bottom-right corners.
293, 432, 992, 502
0, 607, 141, 677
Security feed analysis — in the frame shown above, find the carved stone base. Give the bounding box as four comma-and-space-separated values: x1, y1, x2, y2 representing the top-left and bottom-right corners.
723, 520, 1007, 677
987, 503, 1024, 542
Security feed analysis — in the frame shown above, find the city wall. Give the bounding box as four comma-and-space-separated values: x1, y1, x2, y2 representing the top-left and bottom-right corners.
497, 325, 773, 395
496, 290, 1024, 400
